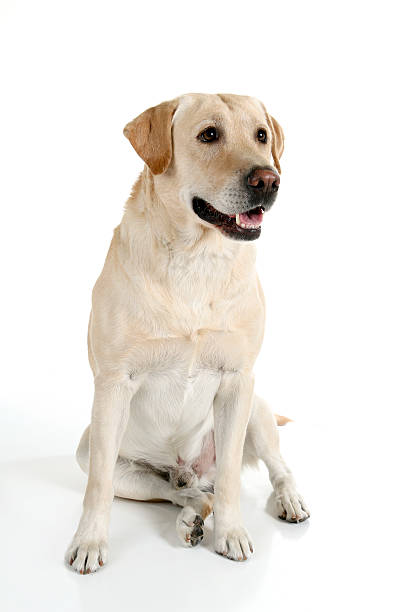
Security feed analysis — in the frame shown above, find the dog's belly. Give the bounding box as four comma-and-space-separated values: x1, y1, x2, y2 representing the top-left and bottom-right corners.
119, 367, 221, 469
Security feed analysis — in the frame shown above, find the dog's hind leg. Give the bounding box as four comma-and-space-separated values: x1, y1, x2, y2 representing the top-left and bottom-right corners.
174, 491, 214, 547
243, 395, 310, 523
76, 426, 213, 547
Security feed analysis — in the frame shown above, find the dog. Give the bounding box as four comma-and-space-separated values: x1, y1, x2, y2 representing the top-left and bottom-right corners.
65, 93, 309, 574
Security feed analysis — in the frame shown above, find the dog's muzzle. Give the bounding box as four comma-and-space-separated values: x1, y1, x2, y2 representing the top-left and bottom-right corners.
192, 166, 280, 241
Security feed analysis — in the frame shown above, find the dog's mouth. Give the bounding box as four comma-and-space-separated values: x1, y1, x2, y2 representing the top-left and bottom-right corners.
192, 197, 264, 241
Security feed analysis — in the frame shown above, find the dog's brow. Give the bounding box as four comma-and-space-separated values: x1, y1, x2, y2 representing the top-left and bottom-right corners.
194, 117, 224, 130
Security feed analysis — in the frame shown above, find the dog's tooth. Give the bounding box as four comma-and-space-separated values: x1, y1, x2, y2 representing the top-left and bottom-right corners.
236, 213, 245, 228
234, 213, 261, 230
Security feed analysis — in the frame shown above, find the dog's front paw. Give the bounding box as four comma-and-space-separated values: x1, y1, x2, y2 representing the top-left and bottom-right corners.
214, 524, 253, 561
271, 487, 310, 523
65, 535, 108, 574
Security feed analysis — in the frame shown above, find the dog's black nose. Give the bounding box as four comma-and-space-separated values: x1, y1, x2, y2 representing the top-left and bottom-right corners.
177, 477, 187, 488
247, 167, 280, 193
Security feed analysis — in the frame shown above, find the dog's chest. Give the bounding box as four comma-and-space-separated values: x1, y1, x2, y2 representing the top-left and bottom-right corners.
163, 251, 239, 333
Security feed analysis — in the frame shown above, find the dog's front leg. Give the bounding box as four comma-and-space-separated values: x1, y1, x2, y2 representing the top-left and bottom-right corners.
213, 370, 254, 561
65, 379, 133, 573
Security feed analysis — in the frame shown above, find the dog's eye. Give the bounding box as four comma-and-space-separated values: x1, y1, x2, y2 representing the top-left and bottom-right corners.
257, 129, 267, 143
198, 127, 219, 143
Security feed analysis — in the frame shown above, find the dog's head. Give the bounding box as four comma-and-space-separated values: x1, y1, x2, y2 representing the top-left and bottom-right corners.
124, 93, 284, 241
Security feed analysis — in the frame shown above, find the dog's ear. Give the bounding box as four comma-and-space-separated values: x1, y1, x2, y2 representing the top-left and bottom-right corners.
262, 108, 284, 174
269, 116, 284, 174
123, 99, 179, 175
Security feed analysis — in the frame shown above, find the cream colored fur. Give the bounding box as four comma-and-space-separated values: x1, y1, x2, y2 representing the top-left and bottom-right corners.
65, 93, 309, 574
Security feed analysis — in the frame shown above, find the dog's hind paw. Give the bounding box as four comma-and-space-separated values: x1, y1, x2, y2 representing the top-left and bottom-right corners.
176, 506, 205, 547
271, 487, 310, 523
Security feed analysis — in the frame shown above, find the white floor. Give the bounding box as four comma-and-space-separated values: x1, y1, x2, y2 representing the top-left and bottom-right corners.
2, 420, 405, 612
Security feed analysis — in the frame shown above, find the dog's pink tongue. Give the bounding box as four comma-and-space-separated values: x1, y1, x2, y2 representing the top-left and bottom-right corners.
237, 209, 264, 227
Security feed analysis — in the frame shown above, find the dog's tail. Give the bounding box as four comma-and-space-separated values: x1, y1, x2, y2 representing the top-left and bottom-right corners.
274, 413, 293, 426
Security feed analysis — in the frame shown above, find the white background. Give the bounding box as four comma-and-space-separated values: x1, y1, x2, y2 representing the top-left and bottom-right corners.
1, 1, 407, 610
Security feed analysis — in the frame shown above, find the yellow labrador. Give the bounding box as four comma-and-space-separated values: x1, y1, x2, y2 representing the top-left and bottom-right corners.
65, 93, 309, 574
